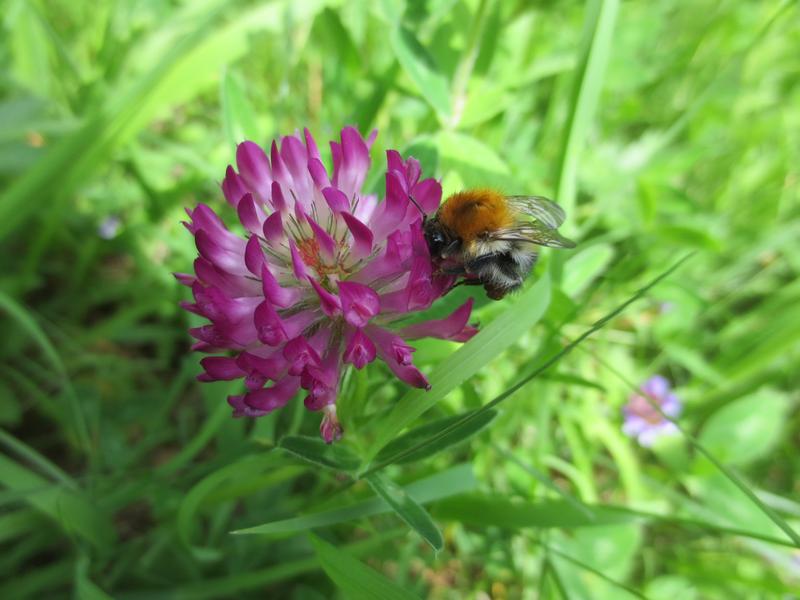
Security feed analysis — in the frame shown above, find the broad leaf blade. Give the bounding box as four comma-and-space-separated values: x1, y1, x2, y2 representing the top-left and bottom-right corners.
278, 435, 361, 472
372, 409, 497, 468
234, 464, 476, 536
311, 534, 421, 600
362, 274, 551, 465
366, 473, 444, 551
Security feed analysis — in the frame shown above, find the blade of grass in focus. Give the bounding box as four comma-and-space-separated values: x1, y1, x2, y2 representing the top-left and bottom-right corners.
361, 255, 692, 475
360, 274, 551, 467
310, 534, 422, 600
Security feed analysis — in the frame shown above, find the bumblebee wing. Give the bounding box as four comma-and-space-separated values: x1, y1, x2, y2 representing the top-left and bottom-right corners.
505, 195, 566, 229
493, 222, 576, 249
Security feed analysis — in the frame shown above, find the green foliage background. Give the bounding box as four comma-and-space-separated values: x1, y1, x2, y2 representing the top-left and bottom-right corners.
1, 0, 799, 597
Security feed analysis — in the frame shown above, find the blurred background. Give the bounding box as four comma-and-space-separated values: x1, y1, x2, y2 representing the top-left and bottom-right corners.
1, 0, 799, 597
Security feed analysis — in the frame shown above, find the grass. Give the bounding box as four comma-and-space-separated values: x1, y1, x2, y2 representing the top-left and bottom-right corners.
1, 0, 799, 598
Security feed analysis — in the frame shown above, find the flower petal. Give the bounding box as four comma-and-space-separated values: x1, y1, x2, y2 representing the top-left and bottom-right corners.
340, 211, 373, 260
198, 356, 244, 382
261, 265, 301, 308
322, 187, 350, 214
236, 141, 271, 201
237, 193, 265, 235
244, 235, 266, 275
308, 277, 341, 317
254, 300, 288, 345
307, 216, 337, 261
338, 280, 380, 327
243, 377, 301, 413
399, 298, 476, 341
222, 165, 248, 207
343, 327, 377, 369
288, 240, 309, 280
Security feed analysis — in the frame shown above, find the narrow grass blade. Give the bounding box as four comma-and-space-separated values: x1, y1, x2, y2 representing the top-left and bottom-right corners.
278, 435, 361, 472
589, 345, 800, 548
362, 256, 692, 475
432, 494, 631, 529
546, 545, 647, 600
390, 26, 451, 121
493, 444, 594, 519
372, 409, 497, 468
554, 0, 620, 224
365, 472, 443, 551
0, 292, 89, 451
362, 273, 551, 466
310, 534, 422, 600
234, 464, 475, 536
0, 454, 113, 549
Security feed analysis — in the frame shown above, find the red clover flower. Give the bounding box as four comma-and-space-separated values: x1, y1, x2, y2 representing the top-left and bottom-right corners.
176, 127, 477, 442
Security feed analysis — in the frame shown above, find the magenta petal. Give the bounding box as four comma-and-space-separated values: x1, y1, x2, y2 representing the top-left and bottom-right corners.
228, 394, 268, 417
341, 212, 373, 259
319, 405, 343, 444
411, 178, 442, 214
337, 126, 370, 195
304, 128, 321, 160
289, 240, 309, 280
338, 281, 380, 327
308, 158, 330, 188
244, 377, 300, 413
262, 211, 284, 244
343, 328, 376, 369
236, 141, 271, 200
254, 301, 288, 345
244, 236, 265, 275
302, 351, 341, 411
399, 298, 475, 341
307, 217, 337, 260
308, 277, 341, 317
388, 361, 430, 390
236, 350, 287, 380
261, 265, 300, 308
237, 193, 264, 235
174, 272, 195, 287
283, 335, 322, 376
322, 187, 350, 213
198, 356, 244, 382
222, 165, 248, 207
270, 181, 287, 213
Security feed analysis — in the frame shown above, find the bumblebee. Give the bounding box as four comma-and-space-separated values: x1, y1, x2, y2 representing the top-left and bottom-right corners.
418, 189, 575, 300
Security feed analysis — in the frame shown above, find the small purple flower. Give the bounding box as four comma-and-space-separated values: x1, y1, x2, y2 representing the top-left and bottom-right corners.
176, 127, 477, 443
622, 375, 681, 447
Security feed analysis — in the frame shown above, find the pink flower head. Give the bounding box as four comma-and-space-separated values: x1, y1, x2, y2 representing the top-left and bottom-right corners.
622, 375, 682, 447
177, 128, 477, 442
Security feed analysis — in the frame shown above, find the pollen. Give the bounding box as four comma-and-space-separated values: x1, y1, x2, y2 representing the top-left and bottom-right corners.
439, 188, 515, 243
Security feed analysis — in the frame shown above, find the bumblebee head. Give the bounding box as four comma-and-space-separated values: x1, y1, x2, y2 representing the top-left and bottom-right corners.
424, 218, 459, 258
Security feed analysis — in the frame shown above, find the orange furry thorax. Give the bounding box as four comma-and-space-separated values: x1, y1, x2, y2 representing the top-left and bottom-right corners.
437, 189, 514, 243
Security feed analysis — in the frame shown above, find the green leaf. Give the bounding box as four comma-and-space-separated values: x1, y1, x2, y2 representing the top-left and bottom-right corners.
432, 494, 631, 529
310, 534, 421, 600
278, 435, 361, 472
563, 243, 615, 298
233, 464, 476, 536
372, 409, 497, 468
435, 130, 512, 188
365, 472, 443, 551
554, 0, 620, 229
699, 389, 790, 466
362, 255, 693, 478
390, 26, 451, 120
0, 292, 89, 451
221, 69, 261, 148
361, 274, 551, 466
0, 454, 113, 549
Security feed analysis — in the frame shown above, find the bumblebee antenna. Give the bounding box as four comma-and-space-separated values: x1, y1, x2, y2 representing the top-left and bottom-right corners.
407, 194, 427, 219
